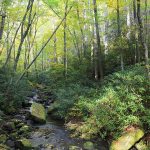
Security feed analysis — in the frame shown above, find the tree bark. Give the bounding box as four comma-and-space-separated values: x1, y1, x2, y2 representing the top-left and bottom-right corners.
93, 0, 103, 80
14, 0, 35, 71
0, 13, 6, 42
64, 0, 68, 77
137, 0, 149, 79
16, 4, 73, 83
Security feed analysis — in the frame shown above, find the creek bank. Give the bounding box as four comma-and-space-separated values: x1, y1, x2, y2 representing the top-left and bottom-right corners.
1, 88, 149, 150
0, 112, 33, 150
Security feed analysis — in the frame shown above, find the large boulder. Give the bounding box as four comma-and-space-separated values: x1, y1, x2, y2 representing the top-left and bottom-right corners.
110, 128, 144, 150
30, 102, 46, 124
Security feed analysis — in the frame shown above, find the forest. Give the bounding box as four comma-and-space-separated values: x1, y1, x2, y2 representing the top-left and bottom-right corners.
0, 0, 150, 149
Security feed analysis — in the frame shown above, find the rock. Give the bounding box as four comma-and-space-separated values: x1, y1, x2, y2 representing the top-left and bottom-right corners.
0, 118, 4, 124
10, 132, 18, 140
83, 142, 95, 150
110, 128, 144, 150
47, 105, 56, 114
135, 140, 148, 150
0, 134, 7, 143
69, 145, 82, 150
11, 119, 22, 126
6, 139, 15, 147
43, 144, 54, 149
13, 115, 26, 122
16, 138, 32, 150
19, 125, 30, 133
0, 144, 10, 150
66, 122, 78, 131
22, 100, 32, 108
30, 102, 46, 124
16, 122, 25, 129
0, 110, 5, 117
2, 122, 15, 132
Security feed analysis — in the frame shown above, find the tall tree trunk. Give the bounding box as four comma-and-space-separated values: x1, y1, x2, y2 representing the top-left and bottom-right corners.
76, 4, 86, 57
92, 26, 98, 80
0, 11, 6, 55
103, 4, 109, 55
64, 0, 68, 77
137, 0, 149, 79
93, 0, 103, 80
53, 25, 58, 63
4, 0, 34, 68
17, 3, 73, 83
0, 13, 6, 42
117, 0, 124, 71
73, 30, 81, 63
14, 0, 35, 71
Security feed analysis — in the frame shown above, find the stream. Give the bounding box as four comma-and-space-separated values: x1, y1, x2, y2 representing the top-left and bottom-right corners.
24, 90, 108, 150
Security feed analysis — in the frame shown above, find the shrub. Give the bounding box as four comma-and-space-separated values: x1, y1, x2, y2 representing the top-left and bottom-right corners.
67, 64, 150, 139
0, 69, 31, 114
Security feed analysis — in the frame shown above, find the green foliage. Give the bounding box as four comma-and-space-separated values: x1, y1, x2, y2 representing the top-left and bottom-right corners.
0, 69, 31, 114
64, 64, 150, 139
43, 0, 59, 8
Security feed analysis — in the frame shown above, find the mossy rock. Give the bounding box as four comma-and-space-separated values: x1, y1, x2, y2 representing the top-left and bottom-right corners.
83, 142, 95, 150
0, 144, 10, 150
2, 122, 15, 132
0, 110, 5, 117
43, 144, 54, 149
11, 119, 22, 126
0, 134, 7, 144
16, 122, 25, 128
66, 122, 79, 131
10, 132, 18, 140
16, 138, 32, 150
110, 128, 144, 150
19, 125, 30, 133
135, 140, 149, 150
30, 102, 46, 124
69, 145, 82, 150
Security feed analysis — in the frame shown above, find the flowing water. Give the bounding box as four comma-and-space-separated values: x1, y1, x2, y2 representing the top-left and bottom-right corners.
26, 90, 108, 150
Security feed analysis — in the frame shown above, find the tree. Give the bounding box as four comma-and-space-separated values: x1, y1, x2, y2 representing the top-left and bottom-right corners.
137, 0, 149, 79
93, 0, 103, 80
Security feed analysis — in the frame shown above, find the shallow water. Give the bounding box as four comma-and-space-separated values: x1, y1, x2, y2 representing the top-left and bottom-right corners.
28, 90, 108, 150
30, 117, 84, 150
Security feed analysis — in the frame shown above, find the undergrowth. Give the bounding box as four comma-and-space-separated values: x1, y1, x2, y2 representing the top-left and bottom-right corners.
0, 68, 31, 114
32, 63, 150, 140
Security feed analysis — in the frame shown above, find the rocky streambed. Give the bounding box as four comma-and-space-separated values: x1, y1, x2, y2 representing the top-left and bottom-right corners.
0, 90, 108, 150
0, 89, 149, 150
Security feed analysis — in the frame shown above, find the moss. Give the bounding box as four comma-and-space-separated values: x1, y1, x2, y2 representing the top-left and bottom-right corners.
19, 125, 30, 133
16, 138, 32, 150
83, 142, 95, 150
0, 134, 7, 144
135, 140, 149, 150
0, 144, 10, 150
110, 128, 144, 150
30, 102, 46, 124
